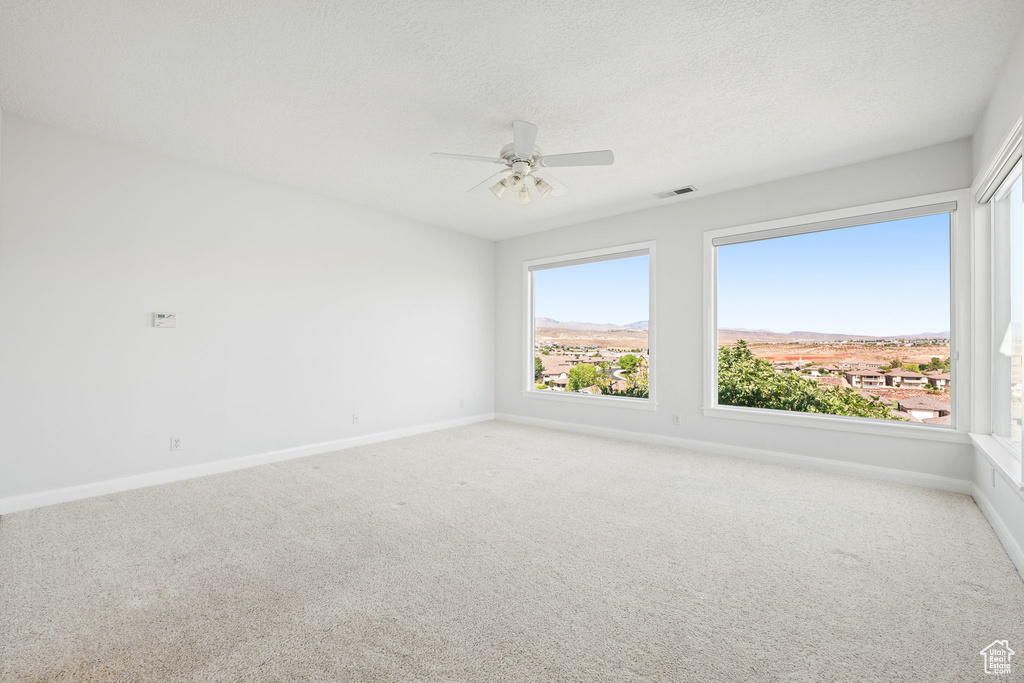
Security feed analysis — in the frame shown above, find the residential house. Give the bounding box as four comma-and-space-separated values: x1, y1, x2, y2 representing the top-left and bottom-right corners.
885, 369, 927, 388
844, 370, 885, 388
541, 370, 569, 384
896, 396, 952, 422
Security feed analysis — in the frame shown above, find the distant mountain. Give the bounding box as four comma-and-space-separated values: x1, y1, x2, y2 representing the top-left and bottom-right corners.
718, 327, 949, 342
534, 320, 945, 340
894, 331, 951, 339
535, 317, 648, 331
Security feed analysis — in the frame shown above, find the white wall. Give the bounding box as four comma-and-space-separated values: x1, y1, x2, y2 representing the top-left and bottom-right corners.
973, 25, 1024, 177
495, 139, 974, 482
973, 450, 1024, 580
0, 115, 495, 501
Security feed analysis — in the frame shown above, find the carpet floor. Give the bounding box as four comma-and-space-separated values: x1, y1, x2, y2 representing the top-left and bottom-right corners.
1, 421, 1022, 682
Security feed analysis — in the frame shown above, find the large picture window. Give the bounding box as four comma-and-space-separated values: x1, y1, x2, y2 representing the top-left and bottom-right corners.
708, 201, 956, 429
525, 243, 654, 406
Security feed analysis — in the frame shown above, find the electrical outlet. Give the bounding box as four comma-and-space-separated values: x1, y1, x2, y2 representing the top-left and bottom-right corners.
170, 436, 182, 451
459, 399, 464, 409
352, 414, 360, 425
672, 414, 681, 426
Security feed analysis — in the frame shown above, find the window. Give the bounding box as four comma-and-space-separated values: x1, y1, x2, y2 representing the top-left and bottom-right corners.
525, 243, 654, 406
977, 119, 1023, 482
991, 160, 1023, 454
707, 200, 957, 430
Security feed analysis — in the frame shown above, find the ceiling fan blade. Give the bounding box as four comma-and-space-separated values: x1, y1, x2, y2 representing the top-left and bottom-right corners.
467, 169, 511, 193
532, 170, 569, 197
432, 152, 507, 164
512, 120, 538, 158
538, 150, 614, 167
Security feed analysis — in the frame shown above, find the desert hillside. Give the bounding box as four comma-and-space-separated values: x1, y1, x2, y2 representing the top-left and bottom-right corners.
535, 327, 649, 350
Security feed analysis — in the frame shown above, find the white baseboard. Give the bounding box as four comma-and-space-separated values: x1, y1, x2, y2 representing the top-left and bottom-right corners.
0, 413, 495, 515
972, 483, 1024, 583
494, 413, 972, 494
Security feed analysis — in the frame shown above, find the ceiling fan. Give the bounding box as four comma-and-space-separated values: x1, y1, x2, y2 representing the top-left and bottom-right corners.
431, 121, 614, 205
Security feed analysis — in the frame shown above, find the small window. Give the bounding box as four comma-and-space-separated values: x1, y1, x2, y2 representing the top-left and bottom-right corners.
709, 202, 955, 428
525, 243, 654, 405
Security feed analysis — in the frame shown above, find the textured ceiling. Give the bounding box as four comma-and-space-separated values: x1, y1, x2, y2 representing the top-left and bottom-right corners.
1, 1, 1023, 240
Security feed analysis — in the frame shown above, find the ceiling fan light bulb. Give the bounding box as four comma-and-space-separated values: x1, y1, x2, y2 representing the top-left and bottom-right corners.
489, 180, 507, 199
535, 177, 553, 198
518, 186, 532, 205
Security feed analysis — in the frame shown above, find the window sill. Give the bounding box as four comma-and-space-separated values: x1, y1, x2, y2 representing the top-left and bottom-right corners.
522, 390, 657, 411
702, 405, 970, 443
969, 433, 1024, 491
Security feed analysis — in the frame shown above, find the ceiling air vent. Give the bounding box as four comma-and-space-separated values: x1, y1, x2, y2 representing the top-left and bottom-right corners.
654, 185, 697, 199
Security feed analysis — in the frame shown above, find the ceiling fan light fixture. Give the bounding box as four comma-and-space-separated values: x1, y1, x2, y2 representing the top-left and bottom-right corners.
432, 120, 612, 205
534, 177, 554, 198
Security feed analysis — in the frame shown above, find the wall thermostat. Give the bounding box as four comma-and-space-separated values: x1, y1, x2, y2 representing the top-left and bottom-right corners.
153, 312, 177, 328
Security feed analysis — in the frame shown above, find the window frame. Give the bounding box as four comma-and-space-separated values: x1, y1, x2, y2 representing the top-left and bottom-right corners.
523, 241, 657, 410
988, 159, 1023, 460
703, 189, 971, 444
971, 116, 1024, 489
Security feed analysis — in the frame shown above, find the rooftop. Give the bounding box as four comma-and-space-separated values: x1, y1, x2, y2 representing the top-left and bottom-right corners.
885, 369, 925, 378
897, 396, 952, 411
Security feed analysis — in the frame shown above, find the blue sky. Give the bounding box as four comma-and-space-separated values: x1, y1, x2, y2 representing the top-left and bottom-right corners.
534, 255, 649, 324
717, 213, 950, 336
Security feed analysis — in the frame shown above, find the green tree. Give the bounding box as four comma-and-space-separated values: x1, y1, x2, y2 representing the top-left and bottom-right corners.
534, 357, 544, 381
567, 363, 603, 392
597, 358, 649, 398
921, 356, 951, 372
621, 364, 650, 397
718, 341, 900, 420
619, 354, 641, 375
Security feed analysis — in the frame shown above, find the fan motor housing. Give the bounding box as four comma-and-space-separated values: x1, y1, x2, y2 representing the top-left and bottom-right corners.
500, 143, 541, 166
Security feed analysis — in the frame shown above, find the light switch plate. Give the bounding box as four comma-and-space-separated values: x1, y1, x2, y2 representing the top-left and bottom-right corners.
154, 312, 177, 328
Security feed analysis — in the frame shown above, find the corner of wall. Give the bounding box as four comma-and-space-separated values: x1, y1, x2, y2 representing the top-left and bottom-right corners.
974, 23, 1024, 176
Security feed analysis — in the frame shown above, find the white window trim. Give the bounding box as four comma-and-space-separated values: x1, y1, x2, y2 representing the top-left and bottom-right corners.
703, 189, 971, 443
987, 160, 1024, 453
523, 241, 657, 410
970, 117, 1024, 486
975, 116, 1022, 204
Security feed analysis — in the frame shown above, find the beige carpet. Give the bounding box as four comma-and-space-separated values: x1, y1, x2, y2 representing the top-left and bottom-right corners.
1, 421, 1022, 682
